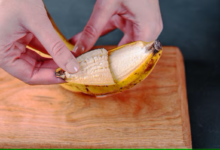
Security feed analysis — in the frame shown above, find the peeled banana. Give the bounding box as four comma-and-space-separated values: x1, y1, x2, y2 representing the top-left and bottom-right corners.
28, 13, 162, 96
55, 40, 162, 96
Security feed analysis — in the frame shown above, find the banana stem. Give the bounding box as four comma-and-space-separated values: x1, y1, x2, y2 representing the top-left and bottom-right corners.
146, 40, 162, 55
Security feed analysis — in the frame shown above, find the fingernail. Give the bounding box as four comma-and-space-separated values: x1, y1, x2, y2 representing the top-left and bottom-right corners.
73, 45, 78, 53
66, 58, 80, 73
73, 41, 85, 55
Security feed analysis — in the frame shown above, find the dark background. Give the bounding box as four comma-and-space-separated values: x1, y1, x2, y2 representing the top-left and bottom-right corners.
44, 0, 220, 148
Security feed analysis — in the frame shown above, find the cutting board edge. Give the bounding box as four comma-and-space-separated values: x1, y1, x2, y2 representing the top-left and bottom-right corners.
175, 47, 192, 148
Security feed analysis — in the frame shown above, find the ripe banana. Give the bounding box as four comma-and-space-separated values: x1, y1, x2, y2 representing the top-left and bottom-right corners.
55, 40, 162, 96
28, 13, 162, 97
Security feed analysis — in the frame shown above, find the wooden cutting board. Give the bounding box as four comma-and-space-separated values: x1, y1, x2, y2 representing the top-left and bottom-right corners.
0, 46, 191, 148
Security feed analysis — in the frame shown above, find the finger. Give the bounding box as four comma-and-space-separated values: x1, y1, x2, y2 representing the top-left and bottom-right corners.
116, 18, 134, 46
24, 14, 80, 73
100, 15, 133, 46
69, 32, 82, 45
18, 33, 49, 55
2, 56, 64, 85
25, 47, 47, 61
109, 15, 159, 44
133, 23, 162, 42
118, 34, 133, 46
17, 32, 34, 45
73, 0, 117, 56
69, 22, 116, 45
70, 14, 130, 51
28, 35, 48, 55
21, 48, 58, 68
110, 15, 126, 32
20, 53, 59, 69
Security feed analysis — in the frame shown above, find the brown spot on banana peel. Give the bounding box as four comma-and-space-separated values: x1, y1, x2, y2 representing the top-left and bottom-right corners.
85, 87, 89, 92
144, 59, 155, 73
85, 85, 93, 95
75, 86, 80, 90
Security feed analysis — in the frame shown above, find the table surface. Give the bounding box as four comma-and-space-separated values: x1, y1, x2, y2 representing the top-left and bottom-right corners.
0, 46, 191, 148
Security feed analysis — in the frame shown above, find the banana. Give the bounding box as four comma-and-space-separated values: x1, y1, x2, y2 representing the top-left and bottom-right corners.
55, 40, 162, 96
27, 12, 162, 96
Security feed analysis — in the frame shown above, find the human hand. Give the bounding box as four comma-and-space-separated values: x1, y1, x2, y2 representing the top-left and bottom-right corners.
0, 0, 80, 84
70, 0, 163, 56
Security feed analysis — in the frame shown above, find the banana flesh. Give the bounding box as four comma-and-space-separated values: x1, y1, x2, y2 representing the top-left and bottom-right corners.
109, 41, 153, 82
61, 48, 115, 85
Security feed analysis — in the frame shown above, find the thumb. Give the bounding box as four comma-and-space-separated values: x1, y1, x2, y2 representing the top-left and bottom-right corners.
73, 1, 116, 56
26, 16, 80, 74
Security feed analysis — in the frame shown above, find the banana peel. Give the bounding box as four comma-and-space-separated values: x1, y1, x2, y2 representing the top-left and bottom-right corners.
28, 13, 163, 97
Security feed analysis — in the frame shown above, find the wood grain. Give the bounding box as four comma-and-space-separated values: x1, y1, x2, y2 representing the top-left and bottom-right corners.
0, 46, 191, 148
